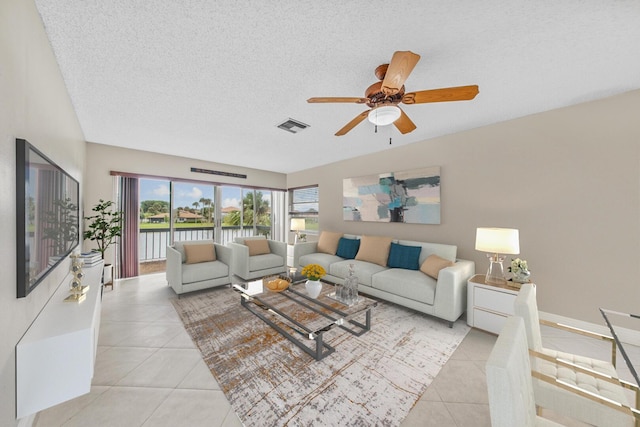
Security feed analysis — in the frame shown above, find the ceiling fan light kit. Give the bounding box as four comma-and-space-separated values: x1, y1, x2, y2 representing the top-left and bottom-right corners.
307, 50, 479, 136
368, 105, 401, 126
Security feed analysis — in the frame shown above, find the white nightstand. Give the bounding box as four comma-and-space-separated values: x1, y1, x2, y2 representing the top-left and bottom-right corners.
467, 274, 527, 334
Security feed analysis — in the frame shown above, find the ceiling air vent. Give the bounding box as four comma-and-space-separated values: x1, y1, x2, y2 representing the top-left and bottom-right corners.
277, 118, 310, 134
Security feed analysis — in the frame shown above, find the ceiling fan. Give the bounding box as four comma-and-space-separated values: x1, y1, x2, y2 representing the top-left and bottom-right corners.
307, 51, 479, 136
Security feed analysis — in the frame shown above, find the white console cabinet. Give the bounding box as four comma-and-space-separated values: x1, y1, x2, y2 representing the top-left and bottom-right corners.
467, 274, 525, 335
16, 262, 103, 418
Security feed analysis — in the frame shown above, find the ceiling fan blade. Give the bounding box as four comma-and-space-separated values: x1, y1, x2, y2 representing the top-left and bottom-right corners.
394, 108, 417, 134
402, 85, 479, 104
335, 110, 370, 136
381, 51, 421, 96
307, 97, 369, 104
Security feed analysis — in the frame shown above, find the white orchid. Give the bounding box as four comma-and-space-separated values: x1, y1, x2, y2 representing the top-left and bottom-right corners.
510, 258, 529, 274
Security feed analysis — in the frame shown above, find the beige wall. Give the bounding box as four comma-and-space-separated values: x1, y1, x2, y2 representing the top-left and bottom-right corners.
0, 0, 86, 424
288, 90, 640, 325
84, 143, 287, 259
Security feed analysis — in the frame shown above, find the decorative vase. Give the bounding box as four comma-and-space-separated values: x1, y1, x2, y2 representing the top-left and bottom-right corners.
512, 270, 531, 283
305, 279, 322, 298
342, 263, 359, 305
335, 280, 344, 301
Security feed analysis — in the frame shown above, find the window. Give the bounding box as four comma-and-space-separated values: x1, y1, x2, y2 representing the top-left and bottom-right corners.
289, 186, 319, 235
136, 178, 283, 270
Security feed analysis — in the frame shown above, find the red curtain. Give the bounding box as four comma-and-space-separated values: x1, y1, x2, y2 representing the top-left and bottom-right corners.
118, 176, 139, 278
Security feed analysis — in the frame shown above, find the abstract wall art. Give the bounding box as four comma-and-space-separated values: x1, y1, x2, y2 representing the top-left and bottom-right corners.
343, 166, 441, 224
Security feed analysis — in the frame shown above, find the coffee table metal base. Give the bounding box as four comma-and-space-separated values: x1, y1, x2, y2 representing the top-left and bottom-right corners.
239, 285, 373, 361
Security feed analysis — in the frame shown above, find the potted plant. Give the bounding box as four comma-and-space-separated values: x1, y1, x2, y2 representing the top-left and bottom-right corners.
83, 199, 123, 285
301, 263, 326, 298
509, 258, 531, 283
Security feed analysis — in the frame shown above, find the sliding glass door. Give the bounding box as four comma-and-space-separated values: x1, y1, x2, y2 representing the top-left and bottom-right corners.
139, 178, 171, 273
254, 189, 272, 237
171, 181, 215, 242
136, 178, 280, 274
217, 186, 273, 243
219, 185, 242, 244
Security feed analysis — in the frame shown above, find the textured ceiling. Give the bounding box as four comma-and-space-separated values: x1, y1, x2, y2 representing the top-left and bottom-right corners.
35, 1, 640, 174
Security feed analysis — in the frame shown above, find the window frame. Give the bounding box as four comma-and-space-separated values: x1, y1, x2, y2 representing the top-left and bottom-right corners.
289, 185, 319, 236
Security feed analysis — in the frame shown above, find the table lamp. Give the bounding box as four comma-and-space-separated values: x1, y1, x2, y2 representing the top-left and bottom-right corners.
475, 227, 520, 285
291, 218, 305, 243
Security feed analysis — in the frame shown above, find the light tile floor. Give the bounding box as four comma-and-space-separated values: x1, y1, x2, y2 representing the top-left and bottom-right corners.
35, 274, 639, 427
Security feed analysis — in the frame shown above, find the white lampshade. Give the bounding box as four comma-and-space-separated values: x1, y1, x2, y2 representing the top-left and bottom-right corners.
290, 218, 305, 231
475, 227, 520, 286
475, 228, 520, 255
367, 105, 401, 126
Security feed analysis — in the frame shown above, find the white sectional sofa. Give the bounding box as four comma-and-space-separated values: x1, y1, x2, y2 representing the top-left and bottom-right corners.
293, 233, 475, 326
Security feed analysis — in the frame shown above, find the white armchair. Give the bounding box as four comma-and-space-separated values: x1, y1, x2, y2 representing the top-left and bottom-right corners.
166, 240, 232, 295
514, 283, 637, 427
486, 316, 564, 427
228, 236, 287, 280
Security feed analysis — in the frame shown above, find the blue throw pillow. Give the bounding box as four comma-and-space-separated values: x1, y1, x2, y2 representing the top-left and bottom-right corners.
336, 237, 360, 259
387, 242, 422, 270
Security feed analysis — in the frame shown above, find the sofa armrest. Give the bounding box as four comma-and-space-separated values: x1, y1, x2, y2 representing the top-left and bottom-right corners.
434, 259, 475, 323
214, 243, 232, 271
267, 239, 287, 261
293, 241, 318, 267
228, 242, 250, 279
166, 245, 184, 292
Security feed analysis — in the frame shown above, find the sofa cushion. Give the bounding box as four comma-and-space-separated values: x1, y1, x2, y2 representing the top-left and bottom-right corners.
183, 243, 216, 264
330, 260, 387, 286
174, 239, 216, 263
182, 260, 229, 284
398, 240, 457, 264
299, 253, 344, 275
420, 254, 454, 279
249, 253, 284, 272
372, 268, 437, 305
387, 242, 421, 270
234, 236, 266, 244
245, 239, 271, 256
317, 231, 342, 255
336, 237, 360, 259
355, 235, 393, 267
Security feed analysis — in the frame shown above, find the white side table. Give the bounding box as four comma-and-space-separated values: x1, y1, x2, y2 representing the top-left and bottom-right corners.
467, 274, 527, 334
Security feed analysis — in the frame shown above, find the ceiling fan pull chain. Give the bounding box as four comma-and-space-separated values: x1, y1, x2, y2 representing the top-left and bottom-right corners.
389, 137, 392, 145
375, 124, 378, 133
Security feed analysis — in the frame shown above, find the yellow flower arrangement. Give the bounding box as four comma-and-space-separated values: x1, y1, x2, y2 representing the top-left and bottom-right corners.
301, 263, 326, 281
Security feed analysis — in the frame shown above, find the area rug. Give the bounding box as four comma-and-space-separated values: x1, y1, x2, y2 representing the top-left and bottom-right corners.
171, 286, 469, 426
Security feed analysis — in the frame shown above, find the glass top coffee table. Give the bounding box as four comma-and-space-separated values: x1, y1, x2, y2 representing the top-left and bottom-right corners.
599, 308, 640, 387
233, 278, 377, 361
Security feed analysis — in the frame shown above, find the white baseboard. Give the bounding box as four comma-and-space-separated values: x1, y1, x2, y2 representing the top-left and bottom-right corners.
539, 310, 640, 347
17, 413, 35, 427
